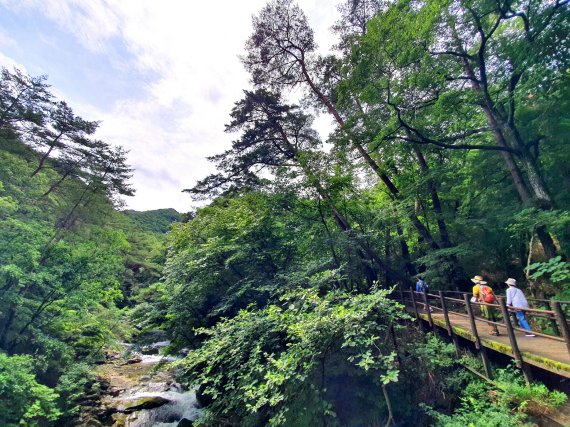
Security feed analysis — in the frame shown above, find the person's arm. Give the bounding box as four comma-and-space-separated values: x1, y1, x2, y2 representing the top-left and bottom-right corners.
472, 285, 480, 299
506, 288, 513, 306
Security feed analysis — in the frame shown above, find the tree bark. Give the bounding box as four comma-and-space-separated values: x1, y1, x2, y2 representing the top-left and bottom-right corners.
31, 132, 63, 177
413, 147, 451, 248
299, 62, 440, 250
448, 19, 557, 257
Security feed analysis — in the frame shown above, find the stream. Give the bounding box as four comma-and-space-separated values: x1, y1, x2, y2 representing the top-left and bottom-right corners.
81, 337, 202, 427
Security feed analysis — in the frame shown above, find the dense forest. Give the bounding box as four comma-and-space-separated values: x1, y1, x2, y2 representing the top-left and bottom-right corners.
0, 67, 177, 424
1, 0, 570, 426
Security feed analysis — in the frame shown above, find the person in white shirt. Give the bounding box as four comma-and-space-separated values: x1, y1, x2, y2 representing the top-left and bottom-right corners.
505, 278, 535, 337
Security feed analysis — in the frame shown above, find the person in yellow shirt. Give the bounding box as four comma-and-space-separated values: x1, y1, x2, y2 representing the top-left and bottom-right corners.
471, 275, 500, 336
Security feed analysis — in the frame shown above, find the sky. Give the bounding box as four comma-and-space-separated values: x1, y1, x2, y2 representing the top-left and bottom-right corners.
0, 0, 340, 212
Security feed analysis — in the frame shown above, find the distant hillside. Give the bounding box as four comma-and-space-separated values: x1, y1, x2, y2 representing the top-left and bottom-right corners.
125, 208, 181, 233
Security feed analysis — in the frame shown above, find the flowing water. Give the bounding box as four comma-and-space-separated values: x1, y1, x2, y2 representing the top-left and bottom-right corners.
93, 340, 202, 427
119, 389, 202, 426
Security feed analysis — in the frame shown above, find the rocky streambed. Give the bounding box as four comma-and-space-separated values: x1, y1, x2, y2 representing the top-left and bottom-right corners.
79, 338, 202, 427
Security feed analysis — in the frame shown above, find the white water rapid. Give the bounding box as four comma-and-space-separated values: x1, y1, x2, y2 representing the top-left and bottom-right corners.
105, 340, 202, 427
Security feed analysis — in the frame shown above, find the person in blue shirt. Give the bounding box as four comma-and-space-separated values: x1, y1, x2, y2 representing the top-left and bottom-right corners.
415, 276, 428, 310
416, 276, 427, 292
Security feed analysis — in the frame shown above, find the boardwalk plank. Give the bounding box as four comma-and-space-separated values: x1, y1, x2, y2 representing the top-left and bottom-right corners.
409, 306, 570, 378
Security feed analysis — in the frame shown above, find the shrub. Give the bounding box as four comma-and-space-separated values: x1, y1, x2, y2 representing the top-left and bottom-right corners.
0, 352, 61, 426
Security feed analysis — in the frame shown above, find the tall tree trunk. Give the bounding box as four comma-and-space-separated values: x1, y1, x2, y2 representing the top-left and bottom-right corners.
0, 308, 16, 349
412, 147, 451, 248
279, 124, 409, 284
382, 384, 396, 426
449, 23, 557, 258
299, 62, 440, 250
385, 228, 392, 285
316, 199, 341, 268
42, 169, 71, 197
412, 147, 467, 285
395, 223, 416, 277
31, 132, 63, 177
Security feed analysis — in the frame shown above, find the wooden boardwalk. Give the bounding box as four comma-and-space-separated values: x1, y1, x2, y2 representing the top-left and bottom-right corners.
399, 292, 570, 426
414, 306, 570, 378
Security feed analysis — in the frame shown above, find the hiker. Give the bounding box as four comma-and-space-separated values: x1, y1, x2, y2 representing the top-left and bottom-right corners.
415, 276, 429, 311
471, 275, 500, 336
415, 276, 427, 293
505, 278, 535, 337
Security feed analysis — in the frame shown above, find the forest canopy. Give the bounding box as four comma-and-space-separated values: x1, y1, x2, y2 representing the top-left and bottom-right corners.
1, 0, 569, 426
163, 0, 570, 425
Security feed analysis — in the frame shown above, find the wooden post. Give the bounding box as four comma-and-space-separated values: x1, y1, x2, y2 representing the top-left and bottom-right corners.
440, 291, 452, 336
552, 301, 570, 356
498, 297, 531, 383
464, 294, 481, 349
463, 294, 493, 379
440, 291, 460, 356
410, 289, 424, 333
423, 287, 433, 328
544, 301, 561, 337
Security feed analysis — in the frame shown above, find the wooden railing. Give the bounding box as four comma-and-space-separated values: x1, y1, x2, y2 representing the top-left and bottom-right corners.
394, 289, 570, 371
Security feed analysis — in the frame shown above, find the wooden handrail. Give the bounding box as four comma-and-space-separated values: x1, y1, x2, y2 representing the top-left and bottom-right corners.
397, 289, 570, 349
406, 290, 562, 315
444, 290, 570, 306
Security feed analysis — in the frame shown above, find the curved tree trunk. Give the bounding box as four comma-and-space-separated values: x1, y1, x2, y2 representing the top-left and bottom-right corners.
449, 23, 557, 259
300, 63, 440, 251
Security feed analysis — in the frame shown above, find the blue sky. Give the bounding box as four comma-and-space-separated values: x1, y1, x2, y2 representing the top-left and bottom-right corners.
0, 0, 338, 211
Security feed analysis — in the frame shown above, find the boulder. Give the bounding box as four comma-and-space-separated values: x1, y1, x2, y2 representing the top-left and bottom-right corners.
117, 396, 171, 413
96, 405, 118, 421
85, 420, 103, 427
109, 387, 125, 397
98, 379, 110, 391
177, 418, 194, 427
168, 382, 183, 392
124, 355, 142, 365
106, 351, 122, 361
111, 412, 127, 427
140, 345, 160, 355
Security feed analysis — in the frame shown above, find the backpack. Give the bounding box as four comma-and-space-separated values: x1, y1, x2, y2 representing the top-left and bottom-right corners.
479, 285, 495, 303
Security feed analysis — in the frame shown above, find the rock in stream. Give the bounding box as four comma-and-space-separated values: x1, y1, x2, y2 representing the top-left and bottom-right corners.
79, 339, 202, 427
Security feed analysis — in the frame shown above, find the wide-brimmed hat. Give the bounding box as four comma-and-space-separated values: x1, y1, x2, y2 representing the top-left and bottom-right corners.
505, 278, 517, 286
471, 275, 487, 284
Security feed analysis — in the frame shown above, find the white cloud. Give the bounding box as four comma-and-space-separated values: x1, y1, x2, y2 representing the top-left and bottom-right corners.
0, 27, 16, 49
1, 0, 121, 51
0, 52, 24, 71
1, 0, 341, 211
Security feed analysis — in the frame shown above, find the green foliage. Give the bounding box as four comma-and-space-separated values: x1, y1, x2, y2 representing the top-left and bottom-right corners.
124, 208, 180, 234
0, 353, 61, 426
527, 256, 570, 299
427, 364, 567, 426
179, 288, 409, 426
2, 2, 569, 425
0, 77, 161, 422
494, 364, 567, 414
54, 362, 99, 421
427, 381, 530, 427
527, 256, 570, 284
